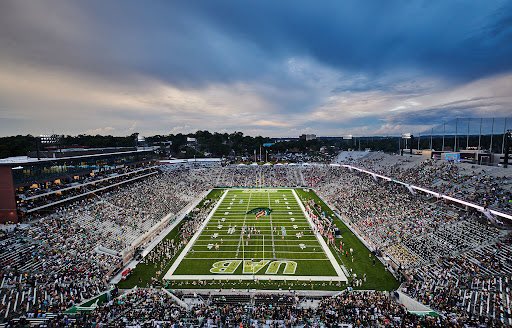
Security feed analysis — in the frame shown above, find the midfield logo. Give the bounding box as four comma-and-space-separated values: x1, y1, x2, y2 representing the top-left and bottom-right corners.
246, 207, 272, 219
210, 259, 297, 275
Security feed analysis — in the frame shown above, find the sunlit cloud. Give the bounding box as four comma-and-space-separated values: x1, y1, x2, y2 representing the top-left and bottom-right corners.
0, 0, 511, 137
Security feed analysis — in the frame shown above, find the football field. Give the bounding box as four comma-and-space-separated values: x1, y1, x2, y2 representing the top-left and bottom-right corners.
164, 189, 347, 282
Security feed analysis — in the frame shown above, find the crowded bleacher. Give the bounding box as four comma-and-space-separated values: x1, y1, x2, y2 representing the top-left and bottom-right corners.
0, 157, 511, 326
0, 166, 215, 323
39, 289, 478, 327
353, 153, 512, 214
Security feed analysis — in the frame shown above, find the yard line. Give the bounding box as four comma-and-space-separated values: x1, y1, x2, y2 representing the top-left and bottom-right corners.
198, 234, 317, 238
199, 233, 318, 237
235, 191, 252, 259
267, 190, 277, 259
187, 250, 324, 254
197, 241, 319, 245
262, 234, 265, 262
195, 243, 319, 248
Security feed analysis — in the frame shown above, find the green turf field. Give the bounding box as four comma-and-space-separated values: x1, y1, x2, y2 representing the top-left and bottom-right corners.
165, 189, 345, 281
119, 187, 398, 291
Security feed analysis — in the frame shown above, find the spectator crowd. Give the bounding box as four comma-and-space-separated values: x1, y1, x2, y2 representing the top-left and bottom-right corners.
33, 289, 483, 327
0, 166, 214, 322
0, 157, 510, 326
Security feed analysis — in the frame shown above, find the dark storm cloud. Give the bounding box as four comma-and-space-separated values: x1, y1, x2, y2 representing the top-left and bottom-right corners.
174, 0, 512, 82
0, 0, 281, 88
2, 0, 511, 87
0, 0, 511, 137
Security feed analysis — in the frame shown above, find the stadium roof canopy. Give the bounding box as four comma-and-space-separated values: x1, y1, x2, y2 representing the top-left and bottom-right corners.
0, 148, 156, 167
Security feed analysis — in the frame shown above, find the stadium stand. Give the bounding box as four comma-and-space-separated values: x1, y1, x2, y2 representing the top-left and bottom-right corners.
353, 153, 512, 214
0, 160, 510, 326
31, 289, 476, 327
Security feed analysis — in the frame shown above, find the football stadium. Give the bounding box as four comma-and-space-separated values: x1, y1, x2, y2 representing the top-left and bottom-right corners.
0, 155, 511, 326
1, 1, 512, 327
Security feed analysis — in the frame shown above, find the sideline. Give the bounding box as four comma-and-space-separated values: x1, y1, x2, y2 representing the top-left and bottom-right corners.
163, 189, 229, 279
141, 190, 210, 258
110, 189, 211, 284
315, 192, 399, 278
292, 189, 347, 282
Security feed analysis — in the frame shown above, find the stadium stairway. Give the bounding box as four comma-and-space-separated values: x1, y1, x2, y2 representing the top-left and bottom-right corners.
211, 294, 251, 306
297, 296, 323, 309
254, 294, 295, 306
182, 293, 206, 307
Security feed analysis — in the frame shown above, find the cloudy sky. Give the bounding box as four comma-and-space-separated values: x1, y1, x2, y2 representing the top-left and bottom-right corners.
0, 0, 511, 137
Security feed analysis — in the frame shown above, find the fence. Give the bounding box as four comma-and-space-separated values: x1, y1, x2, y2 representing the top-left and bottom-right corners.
415, 117, 510, 153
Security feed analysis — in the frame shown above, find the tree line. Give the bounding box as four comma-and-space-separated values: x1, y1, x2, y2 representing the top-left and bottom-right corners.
1, 131, 507, 159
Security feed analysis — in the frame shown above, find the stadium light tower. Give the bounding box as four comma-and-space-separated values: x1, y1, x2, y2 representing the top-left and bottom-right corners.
400, 133, 413, 156
500, 130, 512, 168
40, 134, 61, 144
342, 135, 353, 150
37, 134, 62, 159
